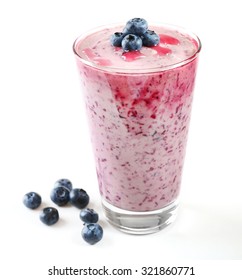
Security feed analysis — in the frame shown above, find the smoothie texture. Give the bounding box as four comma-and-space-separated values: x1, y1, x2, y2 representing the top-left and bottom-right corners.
74, 21, 200, 212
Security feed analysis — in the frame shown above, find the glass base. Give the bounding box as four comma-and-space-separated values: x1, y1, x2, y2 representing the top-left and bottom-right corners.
102, 199, 178, 235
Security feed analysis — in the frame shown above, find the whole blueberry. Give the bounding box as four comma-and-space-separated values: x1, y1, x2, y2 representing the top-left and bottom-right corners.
69, 188, 89, 209
23, 192, 42, 209
50, 186, 70, 206
54, 178, 72, 191
121, 34, 142, 52
110, 32, 125, 47
142, 30, 160, 47
80, 208, 99, 224
81, 223, 103, 245
124, 18, 148, 36
39, 207, 59, 226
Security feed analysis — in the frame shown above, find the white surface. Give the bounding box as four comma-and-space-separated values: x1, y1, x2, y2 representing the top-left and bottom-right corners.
1, 0, 242, 279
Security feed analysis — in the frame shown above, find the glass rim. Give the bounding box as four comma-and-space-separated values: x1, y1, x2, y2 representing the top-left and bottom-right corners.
73, 22, 202, 74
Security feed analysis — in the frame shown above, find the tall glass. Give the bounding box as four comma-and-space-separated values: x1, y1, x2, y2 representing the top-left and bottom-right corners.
73, 23, 201, 234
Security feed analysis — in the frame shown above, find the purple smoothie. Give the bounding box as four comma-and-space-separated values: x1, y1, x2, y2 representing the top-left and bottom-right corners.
74, 23, 200, 213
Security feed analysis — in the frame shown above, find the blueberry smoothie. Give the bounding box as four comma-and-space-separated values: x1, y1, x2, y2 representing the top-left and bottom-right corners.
73, 19, 201, 233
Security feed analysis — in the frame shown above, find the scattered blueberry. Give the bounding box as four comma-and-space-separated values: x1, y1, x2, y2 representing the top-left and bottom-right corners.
50, 186, 70, 206
80, 208, 99, 224
121, 34, 142, 52
24, 181, 103, 244
124, 18, 148, 36
54, 178, 72, 191
23, 192, 42, 209
81, 223, 103, 245
69, 188, 90, 209
142, 30, 160, 47
110, 32, 125, 47
39, 207, 59, 226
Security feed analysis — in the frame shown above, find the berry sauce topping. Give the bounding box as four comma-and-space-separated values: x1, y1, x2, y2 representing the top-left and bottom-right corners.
159, 34, 180, 45
121, 50, 145, 61
151, 45, 172, 56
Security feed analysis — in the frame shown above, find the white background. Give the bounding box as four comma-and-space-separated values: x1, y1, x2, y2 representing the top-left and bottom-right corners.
1, 0, 242, 279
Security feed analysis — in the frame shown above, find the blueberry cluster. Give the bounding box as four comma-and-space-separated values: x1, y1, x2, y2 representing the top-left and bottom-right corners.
110, 18, 160, 52
23, 178, 103, 245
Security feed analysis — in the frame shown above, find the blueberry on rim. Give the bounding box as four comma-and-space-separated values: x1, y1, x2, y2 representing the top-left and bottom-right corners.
121, 34, 142, 52
110, 32, 125, 47
142, 30, 160, 47
124, 18, 148, 36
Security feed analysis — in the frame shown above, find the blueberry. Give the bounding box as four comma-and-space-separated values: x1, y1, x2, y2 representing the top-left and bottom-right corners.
39, 207, 59, 226
110, 32, 125, 47
124, 18, 148, 36
69, 188, 89, 209
141, 30, 160, 47
50, 186, 70, 206
81, 223, 103, 245
121, 34, 142, 52
23, 192, 42, 209
54, 178, 72, 191
80, 208, 99, 224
